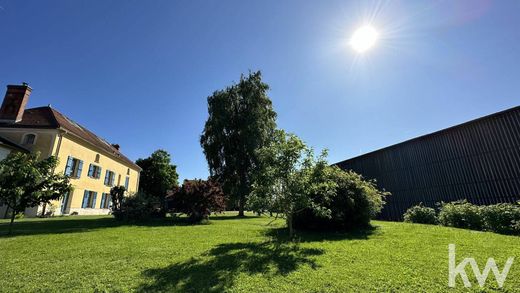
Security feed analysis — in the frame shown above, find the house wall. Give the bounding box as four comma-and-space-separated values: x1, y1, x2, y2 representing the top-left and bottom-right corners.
0, 128, 140, 218
52, 134, 140, 216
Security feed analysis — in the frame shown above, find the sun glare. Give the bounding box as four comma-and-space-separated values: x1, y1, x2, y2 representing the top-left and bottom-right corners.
350, 25, 378, 53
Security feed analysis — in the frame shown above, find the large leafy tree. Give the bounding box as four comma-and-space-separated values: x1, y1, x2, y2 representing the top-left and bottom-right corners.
0, 152, 71, 234
136, 150, 179, 215
248, 130, 337, 238
200, 71, 277, 216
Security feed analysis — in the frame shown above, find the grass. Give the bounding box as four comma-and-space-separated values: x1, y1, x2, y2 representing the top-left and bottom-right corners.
1, 213, 520, 292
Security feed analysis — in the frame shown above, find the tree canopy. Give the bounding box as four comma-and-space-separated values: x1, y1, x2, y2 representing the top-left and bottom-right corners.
0, 152, 71, 234
248, 130, 336, 237
136, 149, 179, 215
200, 71, 277, 216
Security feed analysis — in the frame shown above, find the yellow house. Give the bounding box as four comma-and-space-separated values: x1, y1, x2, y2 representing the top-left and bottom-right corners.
0, 83, 141, 217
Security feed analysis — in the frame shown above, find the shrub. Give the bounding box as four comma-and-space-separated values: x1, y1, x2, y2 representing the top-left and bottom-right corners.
481, 203, 520, 235
438, 200, 483, 230
112, 192, 161, 221
293, 168, 388, 231
403, 204, 438, 224
167, 179, 226, 222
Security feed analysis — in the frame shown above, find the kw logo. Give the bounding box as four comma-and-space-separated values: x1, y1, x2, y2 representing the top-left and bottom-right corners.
449, 244, 514, 288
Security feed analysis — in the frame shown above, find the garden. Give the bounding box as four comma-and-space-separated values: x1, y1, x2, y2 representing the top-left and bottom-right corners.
1, 72, 520, 291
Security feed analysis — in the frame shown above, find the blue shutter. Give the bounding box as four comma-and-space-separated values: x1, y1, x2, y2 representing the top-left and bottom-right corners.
82, 190, 89, 208
100, 194, 106, 209
64, 156, 73, 175
92, 192, 97, 209
97, 167, 102, 179
104, 170, 109, 185
87, 164, 93, 177
125, 177, 129, 190
76, 160, 83, 178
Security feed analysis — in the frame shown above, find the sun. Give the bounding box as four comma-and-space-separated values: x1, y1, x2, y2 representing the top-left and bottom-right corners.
350, 25, 378, 53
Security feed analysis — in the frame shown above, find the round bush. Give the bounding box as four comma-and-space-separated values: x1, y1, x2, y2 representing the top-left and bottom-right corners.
403, 204, 437, 224
293, 168, 388, 231
438, 200, 483, 230
481, 203, 520, 235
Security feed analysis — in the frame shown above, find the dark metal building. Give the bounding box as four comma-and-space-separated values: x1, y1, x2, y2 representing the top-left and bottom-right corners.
336, 106, 520, 220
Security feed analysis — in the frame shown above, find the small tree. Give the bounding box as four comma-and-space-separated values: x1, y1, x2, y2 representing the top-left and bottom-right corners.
248, 130, 336, 238
136, 150, 179, 216
110, 185, 126, 213
0, 152, 71, 234
168, 179, 226, 222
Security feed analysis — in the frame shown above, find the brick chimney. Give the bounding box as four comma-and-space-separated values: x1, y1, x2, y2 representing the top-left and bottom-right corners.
0, 83, 32, 123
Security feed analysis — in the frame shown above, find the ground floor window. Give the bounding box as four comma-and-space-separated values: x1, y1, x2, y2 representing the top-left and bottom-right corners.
100, 193, 111, 209
61, 191, 70, 214
81, 190, 98, 208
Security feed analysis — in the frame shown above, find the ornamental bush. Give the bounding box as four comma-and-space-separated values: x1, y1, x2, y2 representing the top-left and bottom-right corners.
292, 167, 388, 231
167, 179, 226, 222
403, 204, 438, 224
112, 189, 161, 221
438, 200, 483, 230
481, 203, 520, 235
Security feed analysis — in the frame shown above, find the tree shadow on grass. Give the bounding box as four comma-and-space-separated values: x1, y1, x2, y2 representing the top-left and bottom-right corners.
0, 216, 194, 238
137, 240, 324, 292
265, 225, 380, 243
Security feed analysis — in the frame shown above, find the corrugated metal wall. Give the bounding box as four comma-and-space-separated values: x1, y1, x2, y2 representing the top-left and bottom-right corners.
336, 106, 520, 220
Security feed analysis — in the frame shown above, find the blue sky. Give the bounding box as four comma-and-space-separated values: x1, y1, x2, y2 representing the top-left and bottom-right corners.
1, 0, 519, 180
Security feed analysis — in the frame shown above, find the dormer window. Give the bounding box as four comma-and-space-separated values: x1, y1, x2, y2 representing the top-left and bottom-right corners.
22, 133, 36, 145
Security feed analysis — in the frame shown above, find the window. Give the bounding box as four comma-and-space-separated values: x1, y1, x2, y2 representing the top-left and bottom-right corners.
81, 190, 97, 209
117, 174, 121, 186
22, 133, 36, 145
104, 170, 116, 186
127, 168, 130, 175
64, 156, 83, 178
61, 191, 70, 214
95, 154, 100, 163
100, 193, 111, 209
87, 164, 102, 179
125, 177, 130, 190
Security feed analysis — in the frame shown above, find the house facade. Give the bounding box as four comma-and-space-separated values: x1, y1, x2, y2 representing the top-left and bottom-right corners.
0, 83, 141, 217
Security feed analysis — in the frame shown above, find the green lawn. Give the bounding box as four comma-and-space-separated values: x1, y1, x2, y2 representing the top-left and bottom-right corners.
1, 213, 520, 292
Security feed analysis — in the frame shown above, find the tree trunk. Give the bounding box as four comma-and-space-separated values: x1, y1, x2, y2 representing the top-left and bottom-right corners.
287, 212, 294, 239
8, 209, 16, 235
41, 203, 47, 218
238, 196, 245, 217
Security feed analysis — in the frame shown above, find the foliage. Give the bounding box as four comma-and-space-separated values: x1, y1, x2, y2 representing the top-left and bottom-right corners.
136, 150, 179, 215
167, 179, 226, 222
438, 200, 483, 230
110, 185, 126, 213
248, 130, 336, 237
3, 214, 520, 292
403, 204, 438, 225
480, 203, 520, 235
293, 167, 388, 231
0, 152, 71, 234
112, 192, 161, 221
200, 71, 277, 216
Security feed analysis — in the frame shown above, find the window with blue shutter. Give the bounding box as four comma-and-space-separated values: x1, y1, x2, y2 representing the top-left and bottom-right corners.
76, 160, 83, 178
104, 170, 110, 185
96, 167, 102, 179
64, 156, 73, 176
125, 177, 129, 190
82, 190, 89, 208
88, 164, 94, 177
91, 192, 97, 208
100, 193, 106, 209
110, 172, 115, 186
